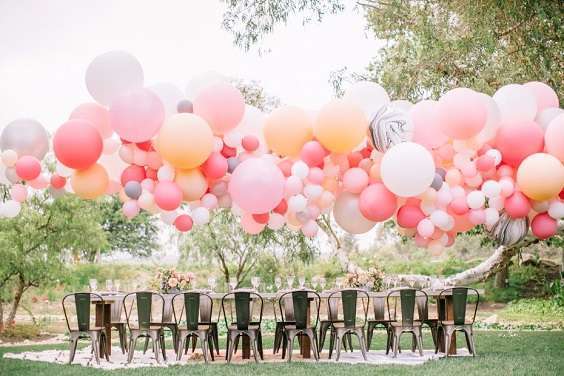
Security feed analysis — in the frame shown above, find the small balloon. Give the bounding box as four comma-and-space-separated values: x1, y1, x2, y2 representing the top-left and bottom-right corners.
124, 181, 142, 200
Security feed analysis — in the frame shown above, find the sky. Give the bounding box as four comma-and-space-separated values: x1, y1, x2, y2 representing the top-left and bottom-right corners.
0, 0, 383, 132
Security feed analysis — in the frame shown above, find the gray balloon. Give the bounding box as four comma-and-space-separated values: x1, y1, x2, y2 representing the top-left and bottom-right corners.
5, 167, 21, 184
124, 181, 142, 200
227, 157, 240, 173
487, 211, 529, 246
1, 118, 50, 159
435, 168, 446, 179
368, 104, 413, 153
177, 99, 193, 113
430, 173, 443, 190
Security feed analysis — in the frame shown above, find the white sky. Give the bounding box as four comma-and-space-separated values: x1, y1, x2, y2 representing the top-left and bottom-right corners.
0, 0, 382, 132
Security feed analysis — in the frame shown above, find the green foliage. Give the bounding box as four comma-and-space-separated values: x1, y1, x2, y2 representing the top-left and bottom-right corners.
504, 298, 564, 319
485, 264, 551, 302
0, 323, 41, 340
234, 79, 280, 111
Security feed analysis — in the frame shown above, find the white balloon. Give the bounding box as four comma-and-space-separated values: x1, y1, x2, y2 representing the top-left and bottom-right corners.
103, 138, 120, 155
484, 207, 500, 228
421, 200, 436, 216
536, 107, 564, 130
381, 142, 435, 197
303, 184, 323, 199
268, 212, 286, 230
223, 130, 242, 148
344, 81, 390, 119
493, 84, 537, 123
476, 94, 501, 143
192, 207, 210, 225
485, 149, 502, 166
291, 161, 309, 180
148, 83, 184, 116
157, 164, 175, 181
160, 210, 178, 225
2, 200, 21, 218
288, 194, 307, 212
417, 218, 434, 237
489, 196, 505, 211
481, 180, 501, 198
332, 192, 376, 234
138, 191, 155, 210
185, 71, 228, 100
118, 144, 135, 164
430, 210, 450, 229
466, 190, 485, 209
1, 150, 18, 167
548, 201, 564, 219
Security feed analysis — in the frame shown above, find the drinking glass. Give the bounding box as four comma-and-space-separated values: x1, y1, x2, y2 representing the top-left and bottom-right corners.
274, 276, 282, 291
229, 277, 237, 291
311, 277, 318, 291
114, 280, 121, 292
105, 279, 113, 292
286, 275, 295, 289
298, 276, 306, 288
208, 277, 217, 292
319, 277, 326, 291
335, 277, 343, 289
251, 276, 261, 291
89, 279, 98, 292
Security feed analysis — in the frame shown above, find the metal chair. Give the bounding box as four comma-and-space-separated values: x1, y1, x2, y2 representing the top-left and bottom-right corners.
386, 288, 427, 357
327, 288, 369, 361
172, 291, 214, 362
278, 289, 321, 362
435, 287, 479, 357
366, 295, 394, 351
417, 293, 439, 350
221, 290, 264, 363
318, 292, 352, 353
109, 295, 128, 354
273, 291, 295, 354
123, 292, 167, 363
62, 292, 109, 365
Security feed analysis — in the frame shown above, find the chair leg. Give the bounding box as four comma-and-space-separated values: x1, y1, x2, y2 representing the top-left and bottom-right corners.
335, 334, 342, 362
227, 333, 236, 363
142, 336, 150, 354
257, 330, 264, 360
233, 335, 239, 354
251, 333, 260, 364
444, 329, 451, 358
68, 337, 78, 364
430, 325, 438, 349
151, 333, 160, 364
435, 326, 442, 354
127, 335, 137, 363
281, 331, 287, 359
328, 329, 335, 359
177, 336, 186, 361
212, 324, 220, 355
160, 332, 167, 361
207, 334, 215, 361
319, 322, 329, 351
200, 333, 209, 363
416, 329, 424, 357
469, 328, 476, 357
366, 322, 375, 352
346, 333, 353, 352
91, 336, 100, 365
355, 329, 368, 361
102, 333, 110, 361
225, 333, 231, 361
392, 331, 400, 358
273, 323, 282, 354
307, 330, 319, 361
288, 333, 295, 363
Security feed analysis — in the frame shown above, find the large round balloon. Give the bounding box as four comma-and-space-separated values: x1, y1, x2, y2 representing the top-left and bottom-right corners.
410, 100, 448, 150
228, 158, 285, 214
333, 192, 376, 234
381, 142, 435, 197
487, 211, 529, 246
438, 88, 486, 139
343, 81, 390, 119
544, 114, 564, 162
368, 104, 413, 152
313, 100, 368, 154
154, 181, 183, 211
15, 156, 41, 181
193, 83, 245, 135
175, 168, 208, 201
53, 120, 103, 169
495, 121, 544, 167
70, 163, 109, 199
359, 183, 397, 221
516, 153, 564, 201
70, 103, 112, 139
156, 113, 213, 169
147, 83, 184, 116
493, 84, 537, 123
264, 106, 313, 156
109, 88, 165, 143
523, 81, 559, 112
0, 118, 49, 159
85, 50, 144, 106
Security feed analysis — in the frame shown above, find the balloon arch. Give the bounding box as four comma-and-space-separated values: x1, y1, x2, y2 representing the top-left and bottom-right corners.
1, 51, 563, 252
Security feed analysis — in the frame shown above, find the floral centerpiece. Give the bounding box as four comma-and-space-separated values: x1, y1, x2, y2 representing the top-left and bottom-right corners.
345, 266, 385, 292
151, 268, 195, 293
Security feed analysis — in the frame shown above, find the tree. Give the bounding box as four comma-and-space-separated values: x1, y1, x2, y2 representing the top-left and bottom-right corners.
234, 79, 280, 112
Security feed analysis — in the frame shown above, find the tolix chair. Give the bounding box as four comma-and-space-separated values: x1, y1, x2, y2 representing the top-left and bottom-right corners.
386, 288, 427, 357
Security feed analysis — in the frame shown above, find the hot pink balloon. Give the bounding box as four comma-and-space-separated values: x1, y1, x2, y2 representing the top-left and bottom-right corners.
241, 135, 259, 152
201, 152, 228, 179
300, 141, 326, 167
109, 88, 165, 143
343, 167, 369, 194
531, 212, 557, 239
359, 183, 397, 221
53, 120, 103, 169
154, 181, 183, 211
15, 155, 41, 181
397, 204, 425, 228
174, 214, 193, 232
229, 158, 285, 214
193, 83, 245, 135
10, 184, 27, 202
241, 212, 266, 234
523, 82, 559, 112
411, 100, 448, 149
122, 200, 140, 219
504, 191, 531, 219
438, 88, 486, 139
495, 121, 544, 167
70, 103, 113, 139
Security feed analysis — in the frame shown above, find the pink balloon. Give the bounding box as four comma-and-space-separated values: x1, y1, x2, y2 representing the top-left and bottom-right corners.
201, 193, 218, 209
544, 114, 564, 162
417, 218, 434, 238
285, 175, 303, 196
300, 141, 327, 167
193, 83, 245, 135
476, 155, 495, 172
50, 175, 67, 189
523, 82, 559, 112
396, 204, 425, 228
29, 174, 49, 189
241, 212, 266, 234
70, 103, 113, 138
343, 167, 369, 194
229, 158, 285, 214
109, 88, 165, 143
120, 165, 146, 185
449, 197, 469, 215
359, 183, 397, 221
53, 120, 103, 169
174, 214, 193, 232
10, 184, 27, 202
504, 191, 531, 218
201, 152, 228, 179
241, 135, 259, 152
15, 155, 41, 181
122, 200, 140, 219
438, 88, 486, 139
307, 167, 324, 185
411, 100, 448, 149
468, 209, 486, 225
415, 233, 431, 247
302, 220, 319, 237
495, 121, 544, 167
154, 181, 183, 210
531, 212, 557, 239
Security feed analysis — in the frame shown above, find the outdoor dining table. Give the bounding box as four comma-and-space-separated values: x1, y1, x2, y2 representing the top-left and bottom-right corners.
90, 293, 123, 356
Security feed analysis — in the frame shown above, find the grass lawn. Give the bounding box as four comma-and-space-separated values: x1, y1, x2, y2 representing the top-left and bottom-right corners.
1, 331, 563, 376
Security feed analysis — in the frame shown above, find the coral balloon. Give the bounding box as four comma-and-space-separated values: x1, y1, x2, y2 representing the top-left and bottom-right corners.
495, 121, 544, 167
109, 88, 165, 143
71, 163, 109, 199
175, 169, 208, 201
411, 100, 448, 150
157, 113, 213, 169
531, 213, 557, 240
396, 204, 425, 228
120, 165, 146, 185
241, 135, 259, 152
516, 153, 564, 201
15, 156, 41, 181
359, 183, 397, 221
342, 168, 369, 194
300, 141, 326, 167
154, 181, 183, 210
228, 158, 285, 214
241, 212, 266, 234
333, 192, 376, 234
201, 152, 228, 179
50, 175, 66, 189
544, 114, 564, 162
313, 100, 368, 154
193, 83, 245, 135
504, 191, 531, 219
70, 103, 112, 138
264, 106, 313, 156
53, 120, 103, 169
438, 88, 486, 139
174, 214, 193, 232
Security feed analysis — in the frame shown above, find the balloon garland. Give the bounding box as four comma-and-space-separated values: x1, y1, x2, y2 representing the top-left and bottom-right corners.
1, 51, 563, 253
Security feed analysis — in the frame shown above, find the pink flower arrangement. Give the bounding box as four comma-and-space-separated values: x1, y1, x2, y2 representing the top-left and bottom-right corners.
151, 268, 195, 293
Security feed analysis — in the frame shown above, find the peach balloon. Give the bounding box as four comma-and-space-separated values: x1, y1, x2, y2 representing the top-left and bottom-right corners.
175, 168, 208, 201
71, 163, 109, 199
342, 167, 369, 194
313, 100, 368, 154
516, 153, 564, 201
411, 100, 448, 149
70, 103, 113, 138
193, 83, 245, 135
264, 106, 313, 156
544, 114, 564, 162
156, 113, 213, 169
438, 88, 486, 139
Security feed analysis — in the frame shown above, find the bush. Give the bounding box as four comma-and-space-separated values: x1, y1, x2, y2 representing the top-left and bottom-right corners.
0, 324, 42, 340
485, 265, 551, 302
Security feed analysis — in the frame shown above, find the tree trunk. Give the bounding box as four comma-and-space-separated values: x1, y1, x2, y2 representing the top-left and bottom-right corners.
495, 265, 509, 288
0, 299, 4, 332
6, 277, 25, 327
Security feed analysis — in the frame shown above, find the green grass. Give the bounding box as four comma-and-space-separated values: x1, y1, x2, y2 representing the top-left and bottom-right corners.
1, 331, 563, 375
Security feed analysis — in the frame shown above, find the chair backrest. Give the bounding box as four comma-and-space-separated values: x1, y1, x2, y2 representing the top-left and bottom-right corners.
62, 292, 103, 332
372, 295, 388, 321
278, 289, 321, 330
221, 290, 263, 330
172, 291, 213, 331
123, 292, 165, 330
327, 289, 369, 328
387, 288, 428, 326
438, 287, 480, 325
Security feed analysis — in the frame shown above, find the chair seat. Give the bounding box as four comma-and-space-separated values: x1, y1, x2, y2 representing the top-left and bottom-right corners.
283, 325, 315, 331
228, 324, 260, 331
331, 322, 363, 330
368, 319, 394, 323
178, 324, 212, 331
390, 321, 422, 327
129, 325, 165, 331
440, 320, 474, 326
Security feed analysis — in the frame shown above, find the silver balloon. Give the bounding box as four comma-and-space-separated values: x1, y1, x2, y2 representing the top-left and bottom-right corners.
1, 118, 49, 159
124, 181, 142, 200
487, 211, 529, 246
430, 173, 443, 190
368, 104, 413, 153
227, 157, 240, 173
177, 99, 193, 113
